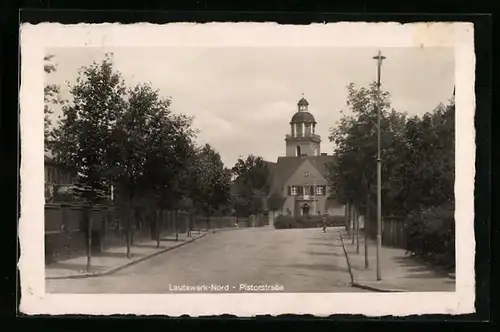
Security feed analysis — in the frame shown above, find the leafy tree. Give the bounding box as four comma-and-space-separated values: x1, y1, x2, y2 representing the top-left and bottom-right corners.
267, 191, 286, 212
189, 144, 231, 229
328, 82, 397, 221
328, 81, 455, 266
49, 55, 127, 270
142, 100, 197, 239
231, 154, 271, 217
398, 99, 455, 212
44, 55, 62, 150
111, 83, 163, 255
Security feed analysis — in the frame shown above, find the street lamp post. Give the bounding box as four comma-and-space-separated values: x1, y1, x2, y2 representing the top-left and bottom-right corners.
373, 50, 386, 281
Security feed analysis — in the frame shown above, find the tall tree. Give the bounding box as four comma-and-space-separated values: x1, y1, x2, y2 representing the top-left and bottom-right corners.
231, 154, 271, 217
143, 101, 197, 239
50, 55, 127, 270
328, 81, 410, 244
328, 82, 391, 212
398, 98, 455, 212
328, 81, 455, 246
111, 83, 161, 257
189, 144, 231, 229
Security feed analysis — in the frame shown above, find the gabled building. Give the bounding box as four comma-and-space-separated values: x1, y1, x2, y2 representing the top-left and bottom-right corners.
267, 96, 345, 219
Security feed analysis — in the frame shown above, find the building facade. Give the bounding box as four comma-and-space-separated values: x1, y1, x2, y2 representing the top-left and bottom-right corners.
268, 97, 345, 219
44, 153, 77, 203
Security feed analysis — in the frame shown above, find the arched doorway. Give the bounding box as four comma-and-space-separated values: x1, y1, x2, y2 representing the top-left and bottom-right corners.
296, 145, 301, 156
301, 203, 310, 216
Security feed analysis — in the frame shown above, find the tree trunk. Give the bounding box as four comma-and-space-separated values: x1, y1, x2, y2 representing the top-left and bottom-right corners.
149, 207, 154, 240
100, 207, 106, 253
156, 208, 161, 248
365, 192, 370, 269
86, 206, 93, 271
125, 188, 135, 258
351, 204, 356, 245
126, 212, 132, 259
356, 204, 360, 254
345, 202, 351, 236
175, 210, 179, 241
130, 211, 135, 246
206, 214, 210, 231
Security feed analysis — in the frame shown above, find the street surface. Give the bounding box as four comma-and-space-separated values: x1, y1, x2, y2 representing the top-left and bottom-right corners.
46, 227, 368, 293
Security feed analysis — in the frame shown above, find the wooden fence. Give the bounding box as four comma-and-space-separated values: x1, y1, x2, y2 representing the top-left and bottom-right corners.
361, 214, 406, 249
381, 216, 406, 248
45, 203, 267, 264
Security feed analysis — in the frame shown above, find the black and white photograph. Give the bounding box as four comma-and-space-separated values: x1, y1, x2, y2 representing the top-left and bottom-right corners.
19, 22, 475, 316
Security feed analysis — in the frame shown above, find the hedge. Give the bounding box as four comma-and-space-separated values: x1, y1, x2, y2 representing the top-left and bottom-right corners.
404, 202, 455, 271
274, 214, 345, 229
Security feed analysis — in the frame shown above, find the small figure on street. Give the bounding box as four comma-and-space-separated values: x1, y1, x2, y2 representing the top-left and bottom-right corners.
321, 215, 327, 233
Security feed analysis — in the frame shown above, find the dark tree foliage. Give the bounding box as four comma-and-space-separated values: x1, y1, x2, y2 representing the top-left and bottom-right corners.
328, 82, 455, 266
231, 154, 271, 217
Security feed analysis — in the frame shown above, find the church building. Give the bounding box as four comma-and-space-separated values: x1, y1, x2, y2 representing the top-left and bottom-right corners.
267, 96, 345, 220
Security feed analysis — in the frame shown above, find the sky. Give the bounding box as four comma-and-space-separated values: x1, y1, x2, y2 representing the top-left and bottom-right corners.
46, 46, 454, 168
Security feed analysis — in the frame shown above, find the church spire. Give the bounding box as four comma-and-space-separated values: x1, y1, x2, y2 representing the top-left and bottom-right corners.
297, 94, 309, 112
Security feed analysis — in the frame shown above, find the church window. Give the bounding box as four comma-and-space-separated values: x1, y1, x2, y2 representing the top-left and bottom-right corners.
304, 171, 309, 177
316, 185, 324, 195
305, 124, 311, 135
291, 186, 298, 195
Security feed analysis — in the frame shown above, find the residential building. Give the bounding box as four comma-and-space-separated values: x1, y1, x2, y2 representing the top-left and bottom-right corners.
44, 151, 76, 203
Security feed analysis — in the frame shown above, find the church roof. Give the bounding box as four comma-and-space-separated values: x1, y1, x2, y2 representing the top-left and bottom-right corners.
290, 111, 316, 124
268, 155, 335, 195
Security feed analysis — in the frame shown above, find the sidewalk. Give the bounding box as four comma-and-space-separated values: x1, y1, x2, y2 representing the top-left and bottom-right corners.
45, 230, 210, 280
339, 230, 455, 292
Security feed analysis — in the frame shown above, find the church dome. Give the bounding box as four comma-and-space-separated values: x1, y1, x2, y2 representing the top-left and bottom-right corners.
291, 111, 316, 124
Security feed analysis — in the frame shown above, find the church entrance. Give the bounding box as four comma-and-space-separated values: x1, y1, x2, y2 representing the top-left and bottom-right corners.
301, 203, 310, 216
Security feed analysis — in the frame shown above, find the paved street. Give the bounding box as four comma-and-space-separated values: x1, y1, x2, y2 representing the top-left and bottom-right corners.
46, 227, 368, 293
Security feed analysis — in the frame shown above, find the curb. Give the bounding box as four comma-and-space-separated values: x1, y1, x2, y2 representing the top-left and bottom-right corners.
338, 230, 354, 284
46, 233, 207, 280
338, 230, 404, 293
412, 255, 456, 280
352, 282, 405, 293
209, 226, 247, 233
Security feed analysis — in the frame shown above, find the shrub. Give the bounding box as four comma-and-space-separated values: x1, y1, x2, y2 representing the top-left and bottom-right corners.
327, 215, 345, 226
296, 216, 321, 228
274, 214, 346, 229
404, 202, 455, 270
273, 215, 298, 229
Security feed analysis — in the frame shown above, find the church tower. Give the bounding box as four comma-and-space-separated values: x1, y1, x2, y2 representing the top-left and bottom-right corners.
285, 96, 321, 157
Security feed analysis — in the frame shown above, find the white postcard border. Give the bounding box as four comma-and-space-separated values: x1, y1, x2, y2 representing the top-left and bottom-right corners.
19, 22, 476, 316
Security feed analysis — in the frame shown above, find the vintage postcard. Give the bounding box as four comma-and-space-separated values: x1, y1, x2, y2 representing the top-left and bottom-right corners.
19, 21, 475, 316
